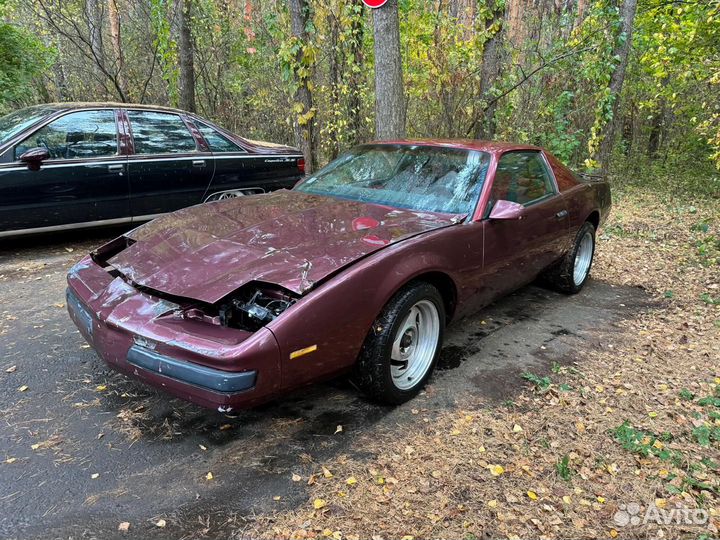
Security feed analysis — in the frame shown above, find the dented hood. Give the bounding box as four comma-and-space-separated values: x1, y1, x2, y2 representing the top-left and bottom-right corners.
108, 190, 460, 304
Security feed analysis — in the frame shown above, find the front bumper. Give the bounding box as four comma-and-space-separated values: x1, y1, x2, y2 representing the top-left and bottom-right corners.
66, 256, 281, 410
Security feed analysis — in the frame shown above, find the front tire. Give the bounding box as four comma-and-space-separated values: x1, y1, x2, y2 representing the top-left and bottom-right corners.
543, 221, 596, 294
351, 282, 445, 405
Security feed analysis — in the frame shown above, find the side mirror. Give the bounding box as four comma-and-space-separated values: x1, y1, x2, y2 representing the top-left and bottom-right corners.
489, 199, 524, 220
19, 147, 50, 171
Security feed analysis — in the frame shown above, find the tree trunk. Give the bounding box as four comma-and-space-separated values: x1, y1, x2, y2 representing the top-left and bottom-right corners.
178, 0, 196, 112
373, 0, 405, 140
86, 0, 104, 68
597, 0, 637, 174
107, 0, 128, 101
346, 5, 364, 146
473, 3, 505, 139
289, 0, 318, 173
327, 9, 341, 160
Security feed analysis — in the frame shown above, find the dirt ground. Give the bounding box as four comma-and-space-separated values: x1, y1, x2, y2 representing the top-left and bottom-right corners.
0, 189, 718, 540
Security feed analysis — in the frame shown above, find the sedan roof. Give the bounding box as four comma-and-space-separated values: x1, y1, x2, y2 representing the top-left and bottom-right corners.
371, 138, 542, 155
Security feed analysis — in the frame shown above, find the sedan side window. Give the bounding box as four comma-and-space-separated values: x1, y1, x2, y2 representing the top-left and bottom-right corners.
128, 111, 197, 155
197, 122, 244, 152
491, 151, 555, 206
14, 110, 117, 160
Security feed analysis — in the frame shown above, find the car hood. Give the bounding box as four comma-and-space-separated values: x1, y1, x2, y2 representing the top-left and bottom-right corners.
107, 190, 460, 304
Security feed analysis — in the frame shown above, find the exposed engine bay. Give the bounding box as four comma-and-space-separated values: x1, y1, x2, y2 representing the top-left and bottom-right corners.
218, 288, 296, 331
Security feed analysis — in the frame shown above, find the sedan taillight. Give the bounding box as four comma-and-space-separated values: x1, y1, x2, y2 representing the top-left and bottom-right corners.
297, 158, 305, 174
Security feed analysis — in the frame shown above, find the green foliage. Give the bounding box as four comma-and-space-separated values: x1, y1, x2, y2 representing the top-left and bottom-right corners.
522, 372, 552, 392
555, 454, 573, 481
0, 0, 50, 109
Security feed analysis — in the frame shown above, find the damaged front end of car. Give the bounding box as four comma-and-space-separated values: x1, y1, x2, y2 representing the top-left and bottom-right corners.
66, 240, 304, 410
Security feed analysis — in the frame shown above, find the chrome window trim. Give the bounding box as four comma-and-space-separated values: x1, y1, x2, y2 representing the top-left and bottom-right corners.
0, 213, 165, 238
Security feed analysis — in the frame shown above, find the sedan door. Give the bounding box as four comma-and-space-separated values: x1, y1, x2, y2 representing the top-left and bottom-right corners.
480, 151, 569, 301
194, 121, 300, 200
125, 110, 214, 219
0, 109, 128, 234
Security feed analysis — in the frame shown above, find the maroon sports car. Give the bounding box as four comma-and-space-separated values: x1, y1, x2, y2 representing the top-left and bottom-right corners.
66, 140, 610, 410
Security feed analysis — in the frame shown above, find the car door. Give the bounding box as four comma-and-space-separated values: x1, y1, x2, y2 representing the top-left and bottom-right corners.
481, 150, 569, 300
125, 110, 214, 218
194, 120, 300, 199
0, 109, 128, 233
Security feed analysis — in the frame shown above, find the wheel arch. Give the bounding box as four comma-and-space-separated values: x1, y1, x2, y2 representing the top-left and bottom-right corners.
400, 270, 458, 323
587, 210, 600, 230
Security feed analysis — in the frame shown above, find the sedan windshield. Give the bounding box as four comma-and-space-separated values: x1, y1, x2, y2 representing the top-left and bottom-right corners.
0, 106, 55, 147
296, 144, 490, 215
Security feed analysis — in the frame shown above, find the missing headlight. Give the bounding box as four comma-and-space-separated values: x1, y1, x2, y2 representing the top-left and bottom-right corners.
219, 288, 296, 331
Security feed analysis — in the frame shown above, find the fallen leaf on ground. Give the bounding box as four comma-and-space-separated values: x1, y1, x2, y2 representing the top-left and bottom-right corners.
18, 385, 28, 392
155, 519, 166, 528
5, 365, 16, 373
118, 522, 130, 532
313, 498, 327, 509
206, 472, 213, 480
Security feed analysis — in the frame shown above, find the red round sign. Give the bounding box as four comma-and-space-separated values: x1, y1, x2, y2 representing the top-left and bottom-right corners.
362, 0, 388, 7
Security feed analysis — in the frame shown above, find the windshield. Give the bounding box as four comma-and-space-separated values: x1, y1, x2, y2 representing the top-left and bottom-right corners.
296, 144, 490, 215
0, 106, 55, 147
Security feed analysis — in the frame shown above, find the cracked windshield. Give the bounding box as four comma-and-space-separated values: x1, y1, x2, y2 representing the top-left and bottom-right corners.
297, 144, 490, 215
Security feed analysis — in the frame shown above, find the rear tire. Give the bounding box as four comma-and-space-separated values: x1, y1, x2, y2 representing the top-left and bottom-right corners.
543, 221, 596, 294
351, 282, 445, 405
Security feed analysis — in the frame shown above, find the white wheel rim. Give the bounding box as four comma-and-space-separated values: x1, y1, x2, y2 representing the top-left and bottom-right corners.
573, 231, 594, 286
390, 300, 440, 390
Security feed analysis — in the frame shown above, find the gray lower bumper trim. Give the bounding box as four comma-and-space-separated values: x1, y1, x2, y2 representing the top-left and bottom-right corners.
127, 345, 256, 393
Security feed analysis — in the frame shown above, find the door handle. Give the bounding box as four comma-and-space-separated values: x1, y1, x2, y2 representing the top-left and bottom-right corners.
555, 210, 568, 220
107, 163, 124, 175
192, 160, 206, 168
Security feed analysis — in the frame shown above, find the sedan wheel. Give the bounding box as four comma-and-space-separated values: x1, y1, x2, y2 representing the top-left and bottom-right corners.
352, 282, 445, 404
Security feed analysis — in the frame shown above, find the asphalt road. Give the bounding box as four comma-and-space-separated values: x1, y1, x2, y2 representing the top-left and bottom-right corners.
0, 228, 651, 539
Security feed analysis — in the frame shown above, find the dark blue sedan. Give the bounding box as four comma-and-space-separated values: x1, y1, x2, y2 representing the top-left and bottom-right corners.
0, 103, 304, 238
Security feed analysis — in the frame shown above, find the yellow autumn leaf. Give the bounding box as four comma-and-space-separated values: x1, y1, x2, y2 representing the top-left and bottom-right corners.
610, 529, 618, 538
206, 472, 214, 480
512, 424, 523, 433
562, 495, 572, 504
488, 464, 504, 476
322, 467, 334, 478
346, 476, 357, 485
401, 536, 414, 540
18, 385, 28, 392
527, 490, 538, 500
597, 496, 606, 503
655, 498, 667, 509
273, 496, 281, 501
292, 473, 302, 482
95, 384, 107, 392
487, 499, 498, 508
313, 498, 327, 510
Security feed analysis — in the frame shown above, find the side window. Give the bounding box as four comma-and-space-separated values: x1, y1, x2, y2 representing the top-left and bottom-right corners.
128, 111, 197, 155
14, 110, 117, 160
197, 122, 243, 153
490, 152, 555, 206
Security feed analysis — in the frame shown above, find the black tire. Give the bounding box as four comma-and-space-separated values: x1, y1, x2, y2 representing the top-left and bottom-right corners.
542, 221, 596, 294
351, 282, 445, 405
